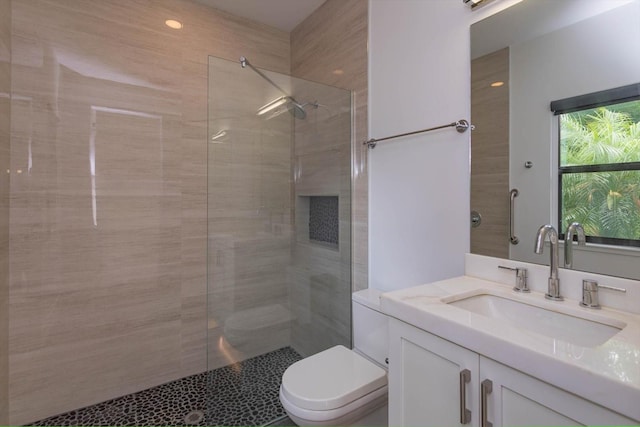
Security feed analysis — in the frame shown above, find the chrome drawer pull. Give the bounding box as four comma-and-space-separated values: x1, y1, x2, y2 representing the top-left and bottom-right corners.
459, 369, 471, 424
481, 379, 493, 427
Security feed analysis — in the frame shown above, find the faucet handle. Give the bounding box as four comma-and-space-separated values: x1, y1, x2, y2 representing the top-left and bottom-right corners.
498, 265, 530, 293
580, 280, 626, 309
580, 280, 600, 309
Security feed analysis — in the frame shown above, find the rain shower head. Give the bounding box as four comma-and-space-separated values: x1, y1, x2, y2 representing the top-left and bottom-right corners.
288, 99, 307, 120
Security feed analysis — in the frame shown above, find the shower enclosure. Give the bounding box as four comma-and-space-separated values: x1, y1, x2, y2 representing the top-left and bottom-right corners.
206, 56, 353, 423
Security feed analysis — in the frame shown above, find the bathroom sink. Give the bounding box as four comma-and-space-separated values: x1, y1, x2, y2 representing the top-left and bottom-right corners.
447, 294, 624, 347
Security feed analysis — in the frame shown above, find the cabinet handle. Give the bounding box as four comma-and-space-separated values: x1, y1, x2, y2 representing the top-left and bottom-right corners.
481, 379, 493, 427
459, 369, 471, 424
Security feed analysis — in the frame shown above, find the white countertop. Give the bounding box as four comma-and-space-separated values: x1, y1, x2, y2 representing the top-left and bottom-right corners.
380, 275, 640, 421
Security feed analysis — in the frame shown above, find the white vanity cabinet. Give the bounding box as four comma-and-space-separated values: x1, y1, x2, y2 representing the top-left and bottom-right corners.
389, 319, 637, 426
388, 318, 480, 426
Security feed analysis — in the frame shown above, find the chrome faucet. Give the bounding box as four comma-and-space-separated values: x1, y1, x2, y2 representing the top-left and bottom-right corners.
534, 225, 563, 301
564, 222, 586, 269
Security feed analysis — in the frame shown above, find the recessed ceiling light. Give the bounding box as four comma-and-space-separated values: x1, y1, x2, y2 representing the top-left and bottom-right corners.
333, 69, 344, 76
165, 19, 183, 30
490, 81, 505, 87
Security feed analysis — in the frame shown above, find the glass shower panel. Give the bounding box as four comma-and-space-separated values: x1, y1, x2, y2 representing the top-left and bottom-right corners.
207, 56, 294, 370
207, 55, 352, 424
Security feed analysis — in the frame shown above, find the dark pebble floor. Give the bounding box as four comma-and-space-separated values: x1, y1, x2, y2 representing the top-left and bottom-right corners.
27, 347, 302, 427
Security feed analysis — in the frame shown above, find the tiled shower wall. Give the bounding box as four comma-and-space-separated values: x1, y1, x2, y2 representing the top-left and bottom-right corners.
0, 0, 10, 424
292, 0, 369, 292
470, 48, 509, 259
289, 0, 368, 356
288, 79, 352, 357
8, 1, 289, 425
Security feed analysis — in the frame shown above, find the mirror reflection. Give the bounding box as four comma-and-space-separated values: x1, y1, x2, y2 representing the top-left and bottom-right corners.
470, 0, 640, 279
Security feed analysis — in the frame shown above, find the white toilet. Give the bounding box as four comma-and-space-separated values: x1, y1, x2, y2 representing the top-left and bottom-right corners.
279, 289, 389, 426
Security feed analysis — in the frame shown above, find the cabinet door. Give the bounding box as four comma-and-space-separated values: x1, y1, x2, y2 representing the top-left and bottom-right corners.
480, 357, 638, 426
389, 319, 480, 427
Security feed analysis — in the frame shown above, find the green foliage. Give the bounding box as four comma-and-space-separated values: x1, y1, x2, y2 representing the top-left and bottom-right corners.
560, 102, 640, 240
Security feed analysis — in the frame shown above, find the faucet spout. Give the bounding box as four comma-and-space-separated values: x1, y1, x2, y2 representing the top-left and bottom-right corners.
534, 224, 563, 301
564, 222, 586, 269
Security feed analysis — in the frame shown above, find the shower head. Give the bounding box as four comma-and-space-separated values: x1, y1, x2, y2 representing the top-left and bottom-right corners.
288, 99, 307, 120
287, 100, 324, 120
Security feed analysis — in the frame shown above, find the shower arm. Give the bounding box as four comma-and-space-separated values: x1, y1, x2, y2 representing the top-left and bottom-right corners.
240, 56, 291, 100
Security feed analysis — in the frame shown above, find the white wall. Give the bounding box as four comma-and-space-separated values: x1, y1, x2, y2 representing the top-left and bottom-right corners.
367, 0, 523, 292
368, 0, 469, 292
367, 0, 640, 291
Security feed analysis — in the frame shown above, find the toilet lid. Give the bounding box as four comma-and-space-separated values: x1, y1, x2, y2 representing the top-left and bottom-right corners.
281, 345, 387, 411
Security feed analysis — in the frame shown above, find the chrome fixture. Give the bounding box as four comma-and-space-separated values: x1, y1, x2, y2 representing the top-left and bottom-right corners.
564, 222, 586, 269
580, 279, 627, 309
459, 369, 471, 424
470, 210, 482, 228
534, 225, 562, 301
498, 265, 529, 293
363, 119, 472, 149
509, 189, 519, 244
463, 0, 488, 9
480, 379, 493, 427
240, 56, 308, 119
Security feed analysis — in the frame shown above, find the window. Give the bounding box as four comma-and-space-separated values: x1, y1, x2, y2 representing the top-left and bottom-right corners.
553, 84, 640, 246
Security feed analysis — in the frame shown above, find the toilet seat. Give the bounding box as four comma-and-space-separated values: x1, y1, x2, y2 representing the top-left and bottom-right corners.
280, 383, 387, 424
280, 345, 388, 424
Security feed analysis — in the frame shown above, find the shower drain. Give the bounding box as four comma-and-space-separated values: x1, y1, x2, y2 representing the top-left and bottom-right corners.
184, 410, 205, 425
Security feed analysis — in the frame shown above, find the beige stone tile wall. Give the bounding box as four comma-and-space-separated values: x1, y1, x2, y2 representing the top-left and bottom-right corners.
289, 81, 352, 356
0, 0, 10, 424
8, 1, 289, 424
288, 0, 368, 356
470, 48, 509, 258
6, 0, 367, 422
291, 0, 369, 292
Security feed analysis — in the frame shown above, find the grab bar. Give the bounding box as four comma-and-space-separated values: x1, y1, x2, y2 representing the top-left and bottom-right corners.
509, 189, 519, 245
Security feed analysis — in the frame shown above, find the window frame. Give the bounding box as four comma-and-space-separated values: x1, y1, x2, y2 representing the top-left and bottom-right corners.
553, 83, 640, 247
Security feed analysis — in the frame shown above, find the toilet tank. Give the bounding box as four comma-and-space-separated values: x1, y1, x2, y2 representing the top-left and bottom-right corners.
352, 289, 389, 368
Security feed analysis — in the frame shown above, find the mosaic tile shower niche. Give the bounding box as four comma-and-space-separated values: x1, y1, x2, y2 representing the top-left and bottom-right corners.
309, 196, 339, 247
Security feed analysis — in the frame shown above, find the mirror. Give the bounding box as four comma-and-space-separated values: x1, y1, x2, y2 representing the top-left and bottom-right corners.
470, 0, 640, 279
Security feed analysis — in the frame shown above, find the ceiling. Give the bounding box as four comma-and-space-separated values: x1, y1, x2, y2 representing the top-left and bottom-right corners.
194, 0, 327, 32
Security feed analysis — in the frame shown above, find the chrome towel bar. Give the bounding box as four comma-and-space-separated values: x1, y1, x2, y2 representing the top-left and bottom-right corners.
363, 119, 472, 149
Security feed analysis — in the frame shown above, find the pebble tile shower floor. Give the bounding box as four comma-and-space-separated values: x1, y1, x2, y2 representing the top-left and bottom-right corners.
28, 347, 302, 427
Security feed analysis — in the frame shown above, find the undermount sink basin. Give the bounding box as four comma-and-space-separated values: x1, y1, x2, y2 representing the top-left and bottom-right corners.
448, 294, 624, 347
